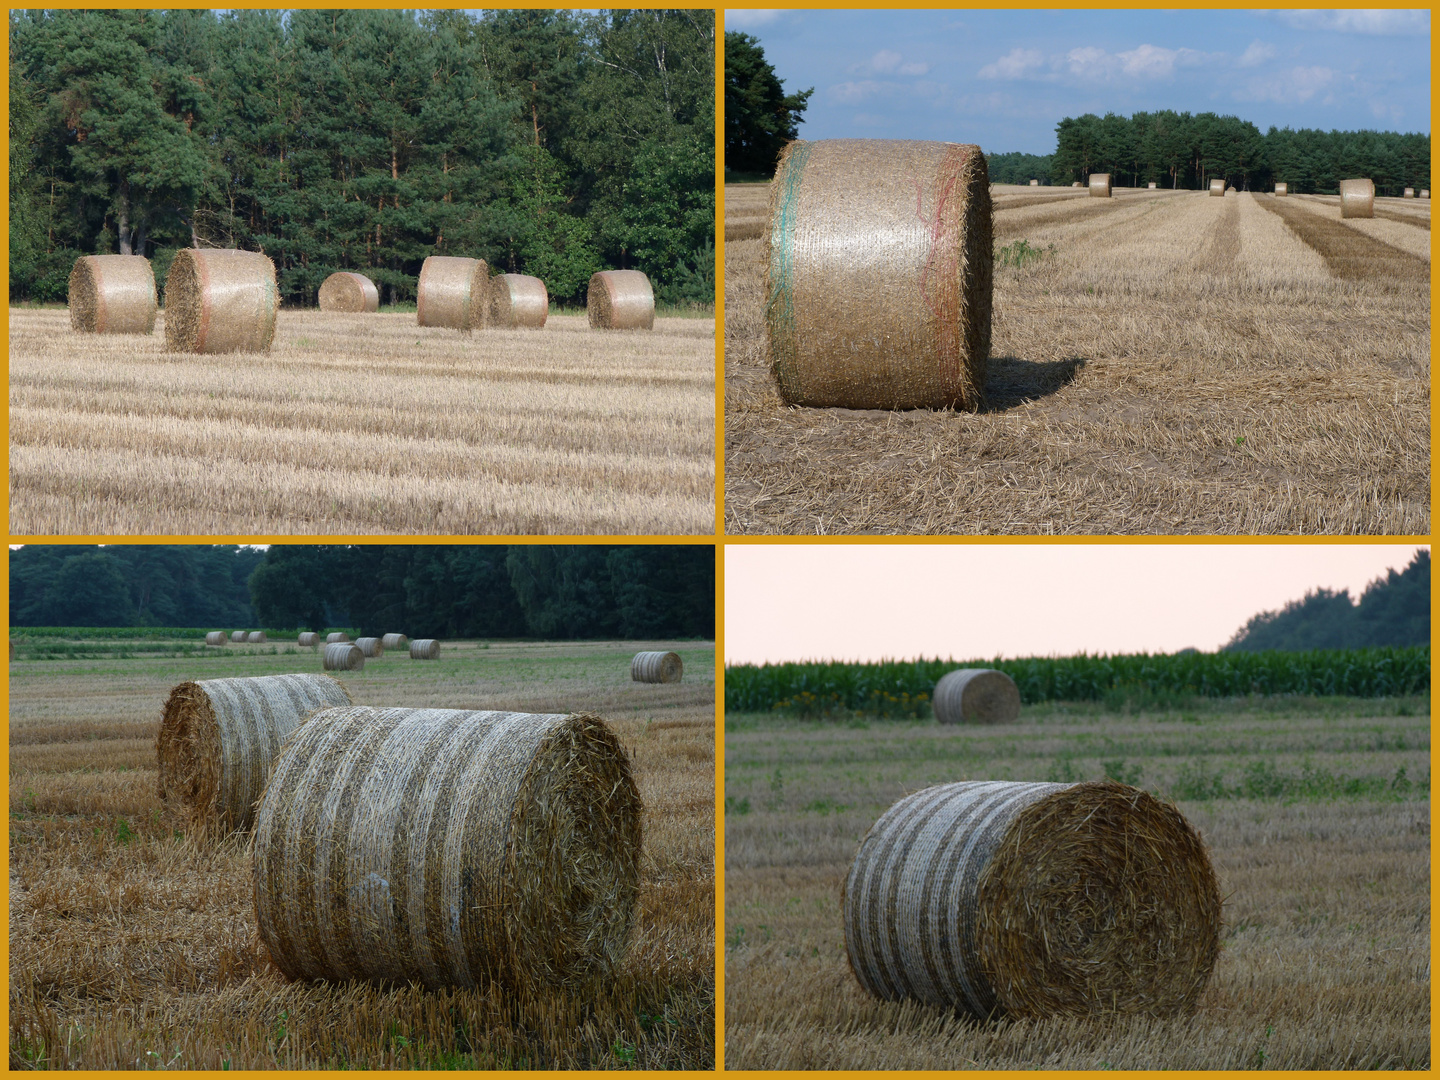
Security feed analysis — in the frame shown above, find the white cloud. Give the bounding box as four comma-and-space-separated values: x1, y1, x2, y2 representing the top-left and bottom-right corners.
724, 9, 782, 30
1237, 40, 1277, 67
978, 47, 1044, 79
849, 49, 931, 77
1267, 9, 1429, 35
828, 80, 888, 104
1236, 64, 1336, 103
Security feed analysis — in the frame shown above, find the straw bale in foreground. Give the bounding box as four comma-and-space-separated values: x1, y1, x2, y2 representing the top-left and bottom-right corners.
410, 638, 441, 660
163, 248, 279, 353
1340, 178, 1375, 218
631, 650, 683, 683
324, 642, 364, 671
416, 256, 490, 331
932, 668, 1020, 724
318, 271, 380, 313
490, 273, 549, 328
68, 255, 157, 334
252, 706, 643, 990
844, 779, 1221, 1019
587, 270, 654, 330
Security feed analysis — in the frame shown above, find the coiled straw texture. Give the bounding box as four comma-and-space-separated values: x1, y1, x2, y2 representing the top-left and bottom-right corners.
252, 706, 644, 991
318, 271, 380, 313
410, 639, 441, 660
587, 270, 655, 330
932, 668, 1020, 724
1088, 173, 1111, 197
205, 632, 228, 647
297, 632, 320, 648
164, 248, 279, 353
68, 254, 157, 334
765, 138, 992, 410
416, 256, 490, 331
156, 673, 352, 837
324, 643, 364, 671
381, 633, 409, 651
631, 651, 683, 683
247, 631, 267, 644
1340, 178, 1375, 218
490, 273, 549, 328
356, 636, 384, 658
230, 631, 247, 643
844, 779, 1221, 1020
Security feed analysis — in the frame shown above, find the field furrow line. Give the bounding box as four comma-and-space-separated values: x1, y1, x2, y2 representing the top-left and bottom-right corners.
1257, 197, 1430, 282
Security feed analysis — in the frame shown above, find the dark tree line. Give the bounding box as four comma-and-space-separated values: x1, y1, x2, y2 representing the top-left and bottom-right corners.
1225, 549, 1429, 652
9, 9, 714, 306
987, 111, 1430, 196
723, 31, 810, 176
10, 544, 715, 640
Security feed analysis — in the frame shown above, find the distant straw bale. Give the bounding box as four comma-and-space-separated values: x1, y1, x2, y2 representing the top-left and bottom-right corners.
1209, 179, 1225, 197
932, 668, 1020, 724
252, 706, 643, 990
381, 633, 408, 651
247, 631, 267, 644
318, 271, 380, 312
1422, 189, 1430, 199
1148, 181, 1157, 189
1029, 179, 1039, 186
356, 636, 384, 658
844, 779, 1222, 1019
587, 270, 655, 330
326, 632, 350, 645
1403, 187, 1416, 199
410, 638, 441, 660
631, 650, 683, 683
324, 642, 364, 671
156, 673, 352, 836
230, 631, 247, 643
163, 248, 278, 353
297, 632, 319, 648
1071, 181, 1082, 188
1275, 182, 1288, 196
1088, 173, 1111, 197
68, 255, 157, 334
1340, 178, 1375, 219
490, 273, 549, 328
205, 631, 227, 647
416, 256, 489, 331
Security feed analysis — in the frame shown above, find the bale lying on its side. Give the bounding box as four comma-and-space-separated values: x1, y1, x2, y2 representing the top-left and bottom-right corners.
247, 631, 267, 644
587, 270, 655, 330
1209, 179, 1225, 197
416, 256, 490, 331
1340, 178, 1375, 218
326, 632, 350, 644
631, 650, 683, 684
156, 673, 352, 836
253, 706, 643, 990
765, 138, 992, 411
1071, 181, 1082, 188
68, 255, 157, 334
932, 668, 1020, 724
1088, 173, 1111, 197
163, 248, 279, 354
381, 633, 408, 651
490, 273, 548, 328
318, 271, 380, 313
844, 779, 1221, 1020
1275, 182, 1289, 196
1403, 187, 1416, 199
205, 632, 228, 647
410, 638, 440, 660
324, 642, 364, 671
230, 631, 247, 643
297, 632, 319, 648
356, 636, 384, 658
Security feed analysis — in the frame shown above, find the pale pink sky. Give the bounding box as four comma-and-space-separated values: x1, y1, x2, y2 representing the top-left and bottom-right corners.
724, 544, 1427, 663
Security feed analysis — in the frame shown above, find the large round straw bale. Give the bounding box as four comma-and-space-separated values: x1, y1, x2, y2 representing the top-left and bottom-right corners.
631, 650, 683, 684
230, 631, 247, 643
247, 631, 267, 644
1403, 187, 1415, 199
844, 779, 1221, 1020
297, 632, 319, 648
1088, 173, 1111, 197
1275, 182, 1288, 196
156, 673, 352, 836
318, 271, 379, 313
1029, 179, 1039, 186
416, 255, 490, 331
356, 636, 384, 658
410, 638, 441, 660
932, 668, 1020, 724
326, 632, 350, 645
765, 138, 992, 411
587, 270, 655, 330
381, 633, 408, 651
1208, 179, 1225, 197
1340, 178, 1375, 218
253, 706, 642, 990
324, 642, 364, 671
490, 273, 548, 329
205, 631, 227, 647
68, 255, 157, 334
163, 248, 278, 354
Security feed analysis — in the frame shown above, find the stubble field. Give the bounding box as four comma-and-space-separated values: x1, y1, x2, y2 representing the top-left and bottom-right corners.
10, 637, 716, 1069
724, 183, 1430, 534
9, 310, 716, 536
724, 697, 1430, 1068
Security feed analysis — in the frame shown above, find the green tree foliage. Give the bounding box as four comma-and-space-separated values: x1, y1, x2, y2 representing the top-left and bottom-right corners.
985, 151, 1055, 185
723, 31, 811, 177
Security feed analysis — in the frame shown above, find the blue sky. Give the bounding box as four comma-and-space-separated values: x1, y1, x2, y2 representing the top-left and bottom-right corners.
725, 9, 1430, 155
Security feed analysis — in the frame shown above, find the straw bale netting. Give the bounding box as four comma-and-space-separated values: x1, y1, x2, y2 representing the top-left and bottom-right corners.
1275, 182, 1288, 196
587, 270, 655, 330
318, 271, 380, 313
356, 636, 384, 658
490, 273, 549, 328
381, 633, 409, 651
1403, 187, 1416, 199
205, 631, 228, 647
156, 673, 353, 836
631, 650, 683, 684
252, 706, 643, 990
416, 255, 490, 331
843, 779, 1221, 1020
764, 138, 992, 411
1208, 179, 1225, 197
164, 248, 279, 354
1340, 178, 1375, 218
297, 632, 320, 648
326, 632, 350, 644
247, 631, 268, 644
1088, 173, 1111, 197
932, 668, 1020, 724
410, 638, 441, 660
324, 642, 364, 671
230, 631, 247, 643
68, 255, 157, 334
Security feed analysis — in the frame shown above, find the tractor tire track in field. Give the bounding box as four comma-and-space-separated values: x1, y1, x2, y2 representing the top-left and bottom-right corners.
1374, 207, 1431, 231
1200, 194, 1241, 271
1257, 195, 1430, 283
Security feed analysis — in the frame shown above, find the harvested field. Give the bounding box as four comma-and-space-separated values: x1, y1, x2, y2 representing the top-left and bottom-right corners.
725, 182, 1429, 535
10, 636, 715, 1069
9, 309, 715, 536
724, 696, 1430, 1068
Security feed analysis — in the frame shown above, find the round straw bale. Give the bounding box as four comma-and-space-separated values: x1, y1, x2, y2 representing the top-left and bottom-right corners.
416, 255, 490, 331
631, 650, 683, 684
765, 138, 992, 411
1275, 182, 1288, 196
1403, 187, 1416, 199
1029, 179, 1039, 186
843, 779, 1221, 1019
324, 642, 364, 671
381, 633, 408, 651
932, 668, 1020, 724
68, 255, 157, 334
318, 271, 380, 313
297, 632, 319, 648
490, 273, 549, 329
230, 631, 247, 643
587, 270, 655, 330
252, 706, 643, 990
247, 631, 267, 644
410, 638, 441, 660
1422, 189, 1430, 199
1071, 181, 1082, 188
163, 248, 279, 354
1226, 185, 1236, 193
1088, 173, 1111, 197
1147, 181, 1157, 189
156, 673, 353, 836
205, 631, 228, 647
1340, 178, 1375, 218
326, 632, 350, 644
356, 636, 384, 658
1208, 179, 1225, 197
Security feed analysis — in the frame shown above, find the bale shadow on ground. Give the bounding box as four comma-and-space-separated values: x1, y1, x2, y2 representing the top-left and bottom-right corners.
983, 356, 1088, 412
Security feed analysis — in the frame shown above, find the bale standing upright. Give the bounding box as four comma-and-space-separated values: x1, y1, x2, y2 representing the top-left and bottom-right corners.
164, 248, 279, 353
587, 270, 655, 330
1088, 173, 1111, 197
765, 138, 992, 411
1209, 179, 1225, 196
1275, 182, 1288, 196
68, 255, 157, 334
490, 274, 549, 328
1340, 178, 1375, 218
416, 256, 490, 331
